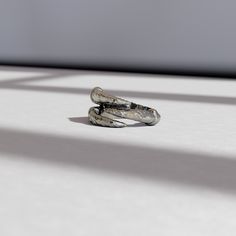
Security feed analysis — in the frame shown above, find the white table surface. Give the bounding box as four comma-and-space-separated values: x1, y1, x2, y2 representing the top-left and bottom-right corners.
0, 66, 236, 236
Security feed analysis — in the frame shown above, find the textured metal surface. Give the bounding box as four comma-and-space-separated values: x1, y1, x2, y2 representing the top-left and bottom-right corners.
89, 87, 161, 128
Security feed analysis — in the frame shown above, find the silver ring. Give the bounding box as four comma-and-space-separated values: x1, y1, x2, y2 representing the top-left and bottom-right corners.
88, 87, 161, 128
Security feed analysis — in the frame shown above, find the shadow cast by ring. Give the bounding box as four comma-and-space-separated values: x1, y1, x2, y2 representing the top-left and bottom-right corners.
68, 116, 148, 128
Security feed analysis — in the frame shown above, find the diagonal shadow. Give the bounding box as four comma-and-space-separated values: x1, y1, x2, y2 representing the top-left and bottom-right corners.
0, 127, 236, 195
1, 66, 236, 105
0, 67, 90, 84
1, 83, 236, 105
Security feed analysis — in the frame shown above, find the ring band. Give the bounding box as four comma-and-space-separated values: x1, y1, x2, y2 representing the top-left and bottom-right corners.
88, 87, 161, 128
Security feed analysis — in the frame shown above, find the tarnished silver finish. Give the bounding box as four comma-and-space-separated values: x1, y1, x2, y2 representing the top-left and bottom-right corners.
89, 87, 161, 128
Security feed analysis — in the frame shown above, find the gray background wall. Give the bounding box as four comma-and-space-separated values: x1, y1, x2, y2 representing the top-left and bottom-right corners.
1, 0, 236, 74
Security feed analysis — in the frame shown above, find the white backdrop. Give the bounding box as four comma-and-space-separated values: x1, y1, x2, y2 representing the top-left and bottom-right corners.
0, 66, 236, 235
